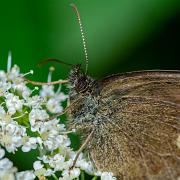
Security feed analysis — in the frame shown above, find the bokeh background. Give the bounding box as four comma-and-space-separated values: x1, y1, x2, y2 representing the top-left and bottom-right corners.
0, 0, 180, 175
0, 0, 180, 80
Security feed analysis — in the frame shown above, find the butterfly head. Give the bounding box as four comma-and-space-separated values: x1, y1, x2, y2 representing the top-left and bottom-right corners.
69, 64, 94, 94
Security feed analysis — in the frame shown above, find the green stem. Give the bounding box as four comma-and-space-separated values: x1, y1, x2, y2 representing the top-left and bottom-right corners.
92, 176, 98, 180
52, 174, 58, 180
80, 171, 85, 180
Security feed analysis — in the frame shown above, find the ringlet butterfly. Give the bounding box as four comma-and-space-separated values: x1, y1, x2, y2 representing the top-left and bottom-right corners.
27, 4, 180, 180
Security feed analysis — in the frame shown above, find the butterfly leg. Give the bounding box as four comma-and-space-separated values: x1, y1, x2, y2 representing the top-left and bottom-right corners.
24, 78, 68, 85
71, 130, 94, 168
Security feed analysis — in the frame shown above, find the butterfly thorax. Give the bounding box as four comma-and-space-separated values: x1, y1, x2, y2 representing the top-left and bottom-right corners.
68, 65, 102, 132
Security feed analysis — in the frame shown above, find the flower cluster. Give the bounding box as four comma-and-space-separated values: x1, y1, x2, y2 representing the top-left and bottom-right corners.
0, 52, 116, 180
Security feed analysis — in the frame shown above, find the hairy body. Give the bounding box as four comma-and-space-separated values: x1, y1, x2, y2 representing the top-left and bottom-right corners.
68, 68, 180, 180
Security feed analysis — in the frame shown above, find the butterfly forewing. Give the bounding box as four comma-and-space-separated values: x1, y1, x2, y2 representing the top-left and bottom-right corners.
89, 71, 180, 180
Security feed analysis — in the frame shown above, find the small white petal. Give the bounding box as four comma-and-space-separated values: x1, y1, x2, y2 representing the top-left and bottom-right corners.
101, 172, 116, 180
0, 158, 13, 170
0, 148, 5, 159
16, 170, 35, 180
33, 161, 43, 170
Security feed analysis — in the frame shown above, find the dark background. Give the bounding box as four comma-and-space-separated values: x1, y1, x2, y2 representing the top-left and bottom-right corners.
1, 0, 180, 174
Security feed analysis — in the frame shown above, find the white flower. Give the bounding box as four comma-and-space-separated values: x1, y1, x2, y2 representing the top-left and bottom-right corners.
22, 137, 38, 152
70, 152, 95, 174
33, 161, 54, 177
29, 108, 49, 132
0, 81, 11, 96
0, 105, 7, 121
40, 85, 67, 114
46, 98, 63, 113
7, 65, 20, 81
36, 119, 71, 151
39, 119, 59, 134
33, 161, 43, 170
38, 155, 49, 163
26, 95, 44, 108
0, 148, 5, 159
101, 172, 117, 180
16, 171, 35, 180
56, 92, 68, 101
0, 70, 7, 81
60, 168, 80, 180
29, 109, 49, 124
44, 169, 54, 176
0, 53, 116, 179
11, 82, 31, 99
0, 147, 16, 180
40, 85, 55, 98
76, 158, 94, 174
0, 172, 15, 180
0, 121, 27, 152
0, 158, 17, 180
0, 158, 13, 171
48, 154, 66, 171
5, 93, 24, 115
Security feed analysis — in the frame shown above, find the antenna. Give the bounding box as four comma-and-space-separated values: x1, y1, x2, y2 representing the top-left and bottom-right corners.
70, 3, 89, 74
37, 58, 73, 68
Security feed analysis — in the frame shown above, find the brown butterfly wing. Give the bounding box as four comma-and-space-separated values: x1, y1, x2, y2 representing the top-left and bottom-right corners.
89, 71, 180, 180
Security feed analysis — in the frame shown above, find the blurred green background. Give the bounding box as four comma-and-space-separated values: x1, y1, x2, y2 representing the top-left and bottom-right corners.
1, 0, 180, 174
0, 0, 180, 81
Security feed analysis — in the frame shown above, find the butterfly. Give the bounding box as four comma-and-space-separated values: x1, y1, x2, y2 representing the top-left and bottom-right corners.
27, 4, 180, 180
68, 67, 180, 180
